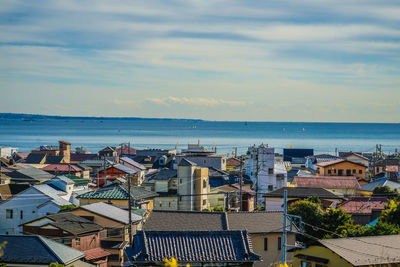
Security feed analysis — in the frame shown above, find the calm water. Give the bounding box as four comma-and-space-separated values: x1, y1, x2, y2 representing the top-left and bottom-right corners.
1, 115, 400, 156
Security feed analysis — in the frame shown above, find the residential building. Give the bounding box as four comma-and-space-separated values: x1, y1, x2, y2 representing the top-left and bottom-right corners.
226, 157, 242, 171
283, 148, 314, 162
98, 164, 137, 187
70, 202, 143, 267
143, 210, 295, 267
305, 154, 341, 170
293, 235, 400, 267
0, 235, 93, 267
0, 183, 30, 201
77, 182, 158, 212
374, 159, 400, 181
119, 156, 147, 185
245, 145, 287, 200
358, 177, 400, 196
177, 158, 210, 211
29, 140, 72, 163
151, 168, 178, 211
0, 147, 18, 158
338, 197, 388, 225
135, 148, 176, 157
264, 187, 342, 211
41, 163, 85, 177
340, 152, 370, 168
69, 153, 97, 164
317, 159, 367, 180
209, 184, 255, 211
0, 183, 73, 234
98, 146, 118, 160
21, 212, 105, 250
116, 145, 136, 159
208, 166, 230, 187
292, 176, 360, 197
176, 143, 227, 170
125, 230, 261, 267
6, 167, 54, 184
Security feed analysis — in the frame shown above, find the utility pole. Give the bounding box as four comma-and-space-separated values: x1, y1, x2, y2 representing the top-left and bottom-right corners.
239, 157, 243, 211
255, 147, 259, 207
102, 156, 106, 187
128, 174, 132, 246
282, 189, 287, 264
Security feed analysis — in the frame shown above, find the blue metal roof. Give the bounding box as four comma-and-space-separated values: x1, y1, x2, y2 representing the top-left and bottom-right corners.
0, 235, 84, 265
126, 230, 261, 264
360, 177, 400, 192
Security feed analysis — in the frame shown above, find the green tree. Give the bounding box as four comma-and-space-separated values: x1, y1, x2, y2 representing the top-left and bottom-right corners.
379, 199, 400, 225
372, 186, 399, 200
321, 208, 353, 237
48, 263, 65, 267
288, 199, 324, 242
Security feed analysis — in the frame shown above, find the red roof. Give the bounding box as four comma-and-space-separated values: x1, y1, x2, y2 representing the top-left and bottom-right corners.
116, 146, 136, 156
42, 164, 82, 172
84, 247, 112, 261
317, 159, 367, 168
227, 158, 242, 167
231, 184, 256, 195
339, 197, 388, 214
294, 176, 360, 189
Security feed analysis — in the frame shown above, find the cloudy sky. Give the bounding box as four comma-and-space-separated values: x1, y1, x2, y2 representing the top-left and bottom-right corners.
1, 0, 400, 122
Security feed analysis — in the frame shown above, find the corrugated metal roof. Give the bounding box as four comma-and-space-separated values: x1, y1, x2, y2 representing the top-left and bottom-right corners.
33, 184, 71, 206
339, 197, 388, 214
360, 178, 400, 192
80, 202, 142, 224
127, 230, 260, 263
120, 157, 146, 170
319, 235, 400, 266
112, 164, 137, 175
0, 235, 84, 265
294, 176, 360, 189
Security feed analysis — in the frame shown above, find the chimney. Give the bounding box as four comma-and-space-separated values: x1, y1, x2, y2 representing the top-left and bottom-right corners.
59, 140, 71, 163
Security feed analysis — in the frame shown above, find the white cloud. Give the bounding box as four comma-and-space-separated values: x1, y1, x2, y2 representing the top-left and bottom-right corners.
146, 97, 246, 107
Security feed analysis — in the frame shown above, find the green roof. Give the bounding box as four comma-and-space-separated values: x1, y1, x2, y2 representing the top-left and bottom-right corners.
77, 183, 158, 201
66, 174, 90, 184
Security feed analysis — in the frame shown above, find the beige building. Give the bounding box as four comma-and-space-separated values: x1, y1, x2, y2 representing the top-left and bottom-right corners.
143, 210, 297, 267
177, 158, 210, 211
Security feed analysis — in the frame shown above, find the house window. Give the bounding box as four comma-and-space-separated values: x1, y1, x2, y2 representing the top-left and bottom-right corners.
6, 209, 13, 219
268, 168, 273, 174
352, 169, 356, 174
169, 202, 171, 208
346, 169, 351, 175
203, 179, 207, 188
180, 179, 182, 184
333, 169, 336, 174
159, 202, 162, 207
76, 238, 80, 245
264, 238, 268, 251
359, 170, 362, 174
277, 237, 282, 250
338, 169, 343, 176
20, 210, 23, 220
301, 262, 312, 267
203, 199, 206, 206
328, 170, 331, 174
268, 185, 273, 191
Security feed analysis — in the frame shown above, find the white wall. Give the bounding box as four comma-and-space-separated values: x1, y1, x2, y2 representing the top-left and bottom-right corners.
0, 188, 60, 234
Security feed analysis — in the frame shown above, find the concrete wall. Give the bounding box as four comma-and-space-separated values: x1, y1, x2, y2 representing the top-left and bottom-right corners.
293, 245, 352, 267
251, 232, 296, 267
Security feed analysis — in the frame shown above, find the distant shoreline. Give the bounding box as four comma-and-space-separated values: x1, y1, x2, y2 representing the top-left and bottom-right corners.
0, 112, 398, 124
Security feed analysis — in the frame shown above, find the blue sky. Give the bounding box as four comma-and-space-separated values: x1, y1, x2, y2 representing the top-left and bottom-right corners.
1, 0, 400, 122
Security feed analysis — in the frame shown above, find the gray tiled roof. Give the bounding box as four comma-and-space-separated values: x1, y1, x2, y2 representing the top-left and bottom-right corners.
120, 157, 146, 170
153, 168, 177, 181
24, 212, 103, 235
0, 235, 85, 265
227, 211, 289, 233
112, 164, 137, 175
24, 153, 46, 164
264, 187, 342, 199
80, 202, 142, 224
319, 235, 400, 266
127, 230, 261, 263
144, 210, 228, 231
178, 158, 197, 166
9, 167, 53, 183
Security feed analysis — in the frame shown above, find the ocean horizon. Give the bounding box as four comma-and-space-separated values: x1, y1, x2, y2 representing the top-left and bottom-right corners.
1, 113, 399, 156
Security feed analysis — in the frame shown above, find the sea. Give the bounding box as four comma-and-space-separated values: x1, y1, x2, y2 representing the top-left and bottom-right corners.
1, 113, 400, 156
